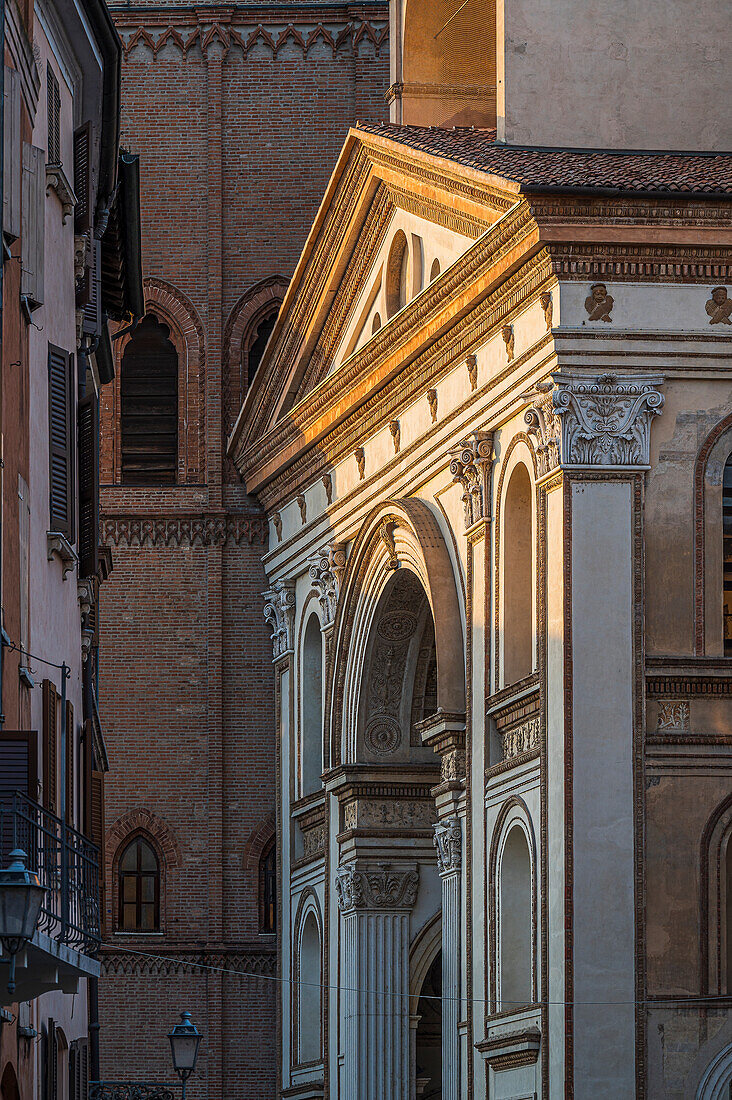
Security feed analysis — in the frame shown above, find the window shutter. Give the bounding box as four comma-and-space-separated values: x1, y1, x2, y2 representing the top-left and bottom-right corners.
77, 392, 99, 577
91, 769, 105, 932
0, 730, 37, 859
46, 64, 61, 165
66, 700, 74, 824
79, 1038, 89, 1100
3, 66, 22, 241
82, 238, 101, 337
43, 679, 58, 814
21, 143, 45, 309
73, 122, 92, 234
18, 475, 30, 656
48, 345, 74, 539
46, 1018, 58, 1100
83, 718, 93, 833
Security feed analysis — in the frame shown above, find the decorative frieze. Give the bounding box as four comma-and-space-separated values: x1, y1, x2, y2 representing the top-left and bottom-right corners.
335, 866, 419, 912
262, 580, 296, 660
502, 717, 540, 759
100, 515, 267, 547
449, 431, 494, 529
308, 543, 346, 626
525, 373, 665, 473
434, 817, 461, 875
656, 701, 691, 731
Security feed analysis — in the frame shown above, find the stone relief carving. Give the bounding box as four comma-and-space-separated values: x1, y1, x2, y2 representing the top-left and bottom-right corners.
656, 701, 690, 731
262, 580, 296, 659
466, 354, 478, 391
706, 286, 732, 325
345, 799, 434, 829
502, 718, 540, 760
335, 866, 419, 912
364, 715, 402, 754
379, 520, 399, 570
553, 372, 664, 466
272, 512, 283, 542
449, 431, 494, 529
301, 824, 326, 860
427, 388, 438, 422
101, 516, 267, 548
308, 543, 346, 627
525, 373, 664, 471
501, 324, 515, 362
584, 282, 614, 322
441, 747, 466, 784
539, 290, 553, 330
322, 472, 333, 505
354, 446, 366, 480
296, 494, 307, 524
434, 817, 462, 874
389, 419, 401, 453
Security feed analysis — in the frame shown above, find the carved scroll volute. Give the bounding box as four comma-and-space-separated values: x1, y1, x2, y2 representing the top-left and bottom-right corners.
262, 580, 296, 661
308, 542, 347, 628
449, 431, 494, 530
523, 380, 561, 479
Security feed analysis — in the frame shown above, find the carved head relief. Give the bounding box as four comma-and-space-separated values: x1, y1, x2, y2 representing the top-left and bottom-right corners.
584, 283, 614, 322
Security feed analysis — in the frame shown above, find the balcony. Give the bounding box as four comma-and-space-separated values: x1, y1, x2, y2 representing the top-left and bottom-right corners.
0, 792, 101, 1004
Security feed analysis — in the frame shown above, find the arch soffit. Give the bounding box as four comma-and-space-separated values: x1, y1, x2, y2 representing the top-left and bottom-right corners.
700, 792, 732, 994
293, 887, 323, 948
694, 413, 732, 654
224, 275, 288, 367
409, 909, 442, 1013
136, 277, 206, 364
329, 498, 466, 765
691, 1036, 732, 1100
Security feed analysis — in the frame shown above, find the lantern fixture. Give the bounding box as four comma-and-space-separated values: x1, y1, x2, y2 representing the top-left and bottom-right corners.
0, 850, 47, 997
168, 1011, 201, 1097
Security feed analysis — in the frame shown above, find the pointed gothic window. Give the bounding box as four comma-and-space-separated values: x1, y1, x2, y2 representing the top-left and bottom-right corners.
259, 837, 277, 934
244, 310, 277, 389
121, 314, 178, 484
118, 836, 160, 932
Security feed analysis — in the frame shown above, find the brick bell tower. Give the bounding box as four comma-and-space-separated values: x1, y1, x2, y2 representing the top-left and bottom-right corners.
96, 4, 389, 1094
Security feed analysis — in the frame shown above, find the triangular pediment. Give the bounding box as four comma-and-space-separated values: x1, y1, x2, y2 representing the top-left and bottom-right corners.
229, 126, 520, 462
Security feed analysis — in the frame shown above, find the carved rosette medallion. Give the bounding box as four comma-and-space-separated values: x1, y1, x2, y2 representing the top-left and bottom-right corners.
525, 372, 665, 473
434, 817, 462, 875
262, 580, 296, 660
364, 715, 402, 755
335, 866, 419, 912
308, 542, 347, 627
449, 431, 494, 529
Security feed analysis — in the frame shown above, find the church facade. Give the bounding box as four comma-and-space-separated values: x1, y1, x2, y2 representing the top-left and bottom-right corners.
229, 11, 732, 1093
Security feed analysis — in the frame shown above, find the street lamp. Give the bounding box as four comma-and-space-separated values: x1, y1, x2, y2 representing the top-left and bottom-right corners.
168, 1011, 201, 1098
0, 850, 47, 997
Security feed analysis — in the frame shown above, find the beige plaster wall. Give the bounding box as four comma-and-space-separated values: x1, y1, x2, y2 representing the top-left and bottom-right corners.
496, 0, 732, 149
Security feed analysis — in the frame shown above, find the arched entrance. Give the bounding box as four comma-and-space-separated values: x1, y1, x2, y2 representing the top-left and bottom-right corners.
415, 951, 442, 1099
0, 1064, 20, 1100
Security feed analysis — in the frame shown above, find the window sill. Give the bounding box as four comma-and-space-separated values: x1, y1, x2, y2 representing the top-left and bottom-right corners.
47, 532, 77, 580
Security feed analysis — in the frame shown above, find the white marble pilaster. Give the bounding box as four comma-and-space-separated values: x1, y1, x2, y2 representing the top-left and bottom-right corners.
435, 817, 462, 1100
337, 865, 418, 1100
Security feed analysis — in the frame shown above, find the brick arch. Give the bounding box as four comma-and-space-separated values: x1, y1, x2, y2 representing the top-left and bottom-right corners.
107, 808, 181, 936
223, 275, 288, 470
242, 812, 276, 885
102, 278, 206, 484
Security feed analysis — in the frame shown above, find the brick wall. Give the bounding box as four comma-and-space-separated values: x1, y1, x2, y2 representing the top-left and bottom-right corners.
97, 6, 388, 1095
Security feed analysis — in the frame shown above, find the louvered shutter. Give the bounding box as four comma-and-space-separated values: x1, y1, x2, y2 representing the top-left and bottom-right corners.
47, 65, 61, 165
79, 1038, 89, 1099
43, 679, 58, 814
0, 731, 37, 860
66, 701, 74, 824
73, 122, 92, 234
91, 769, 105, 933
46, 1018, 58, 1100
83, 719, 93, 833
21, 143, 45, 309
48, 345, 74, 539
77, 393, 99, 577
3, 66, 22, 241
81, 238, 101, 337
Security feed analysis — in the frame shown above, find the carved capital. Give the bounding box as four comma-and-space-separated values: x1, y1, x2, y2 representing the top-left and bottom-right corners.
335, 865, 419, 913
434, 816, 462, 875
525, 372, 665, 473
449, 431, 494, 529
308, 543, 347, 627
262, 580, 296, 660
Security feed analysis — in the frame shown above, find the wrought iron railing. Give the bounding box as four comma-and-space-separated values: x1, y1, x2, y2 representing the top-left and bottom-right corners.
0, 791, 100, 954
90, 1084, 179, 1100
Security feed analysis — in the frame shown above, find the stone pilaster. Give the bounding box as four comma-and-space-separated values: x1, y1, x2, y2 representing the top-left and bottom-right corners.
262, 579, 296, 660
434, 817, 462, 1100
336, 865, 419, 1100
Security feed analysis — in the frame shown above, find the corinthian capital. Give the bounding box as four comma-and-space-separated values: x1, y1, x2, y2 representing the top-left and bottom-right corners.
308, 543, 347, 627
434, 817, 462, 875
335, 865, 419, 913
449, 431, 494, 529
262, 580, 296, 660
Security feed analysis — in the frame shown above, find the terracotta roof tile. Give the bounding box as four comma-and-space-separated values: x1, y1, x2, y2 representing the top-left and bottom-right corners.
356, 122, 732, 195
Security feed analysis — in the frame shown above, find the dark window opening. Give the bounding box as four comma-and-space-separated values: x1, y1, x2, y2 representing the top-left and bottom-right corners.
245, 310, 277, 388
121, 314, 178, 484
47, 64, 61, 165
259, 837, 276, 934
724, 454, 732, 656
118, 836, 160, 932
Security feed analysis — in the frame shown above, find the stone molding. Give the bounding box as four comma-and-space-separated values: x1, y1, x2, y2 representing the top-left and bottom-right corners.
100, 515, 267, 547
502, 717, 540, 759
335, 866, 419, 913
525, 372, 665, 472
263, 580, 296, 660
308, 543, 347, 627
101, 949, 275, 976
434, 817, 461, 875
449, 432, 494, 529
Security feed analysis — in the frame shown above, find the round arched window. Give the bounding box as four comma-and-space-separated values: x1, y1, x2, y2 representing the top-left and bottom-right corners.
118, 836, 160, 931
